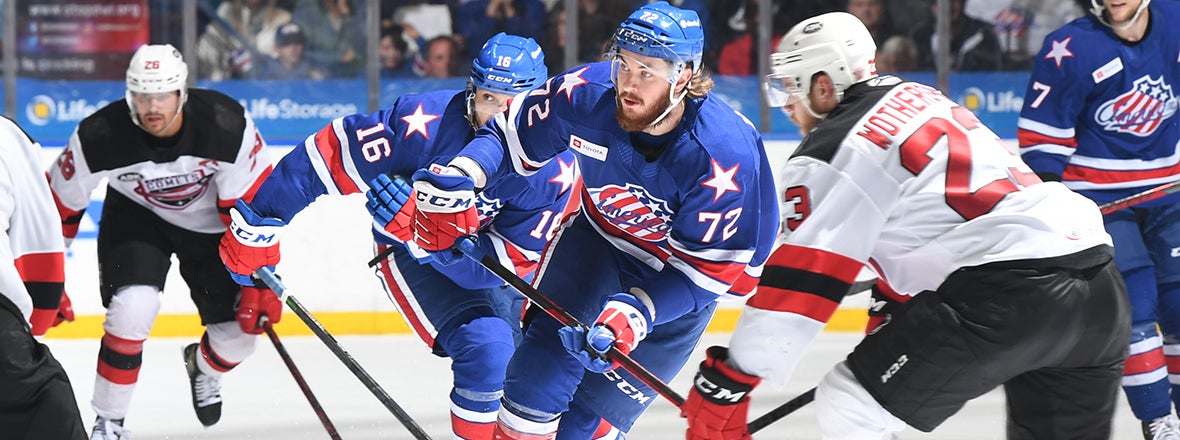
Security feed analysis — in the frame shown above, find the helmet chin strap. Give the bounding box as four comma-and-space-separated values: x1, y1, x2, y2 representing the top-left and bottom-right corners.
646, 83, 689, 131
1092, 0, 1150, 30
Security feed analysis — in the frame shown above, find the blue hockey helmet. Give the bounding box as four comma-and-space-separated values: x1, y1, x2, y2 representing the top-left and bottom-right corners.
610, 1, 704, 74
470, 32, 548, 95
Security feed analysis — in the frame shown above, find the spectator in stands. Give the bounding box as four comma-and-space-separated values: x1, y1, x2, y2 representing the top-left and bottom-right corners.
292, 0, 367, 77
847, 0, 897, 46
909, 0, 1004, 71
715, 0, 793, 76
380, 27, 415, 78
253, 22, 328, 80
454, 0, 546, 62
541, 0, 633, 73
196, 0, 292, 80
876, 34, 919, 73
415, 35, 462, 78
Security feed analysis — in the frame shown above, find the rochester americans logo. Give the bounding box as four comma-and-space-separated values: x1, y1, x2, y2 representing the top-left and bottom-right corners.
588, 183, 672, 241
1094, 74, 1177, 137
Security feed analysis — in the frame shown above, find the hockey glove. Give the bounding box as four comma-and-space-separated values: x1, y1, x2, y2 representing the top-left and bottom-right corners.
410, 165, 478, 252
236, 285, 283, 335
683, 346, 761, 440
220, 199, 285, 286
30, 290, 75, 337
558, 292, 651, 373
366, 174, 416, 243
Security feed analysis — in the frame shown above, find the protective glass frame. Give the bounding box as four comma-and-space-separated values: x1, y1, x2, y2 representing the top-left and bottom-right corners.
606, 44, 683, 88
466, 82, 516, 128
764, 74, 807, 108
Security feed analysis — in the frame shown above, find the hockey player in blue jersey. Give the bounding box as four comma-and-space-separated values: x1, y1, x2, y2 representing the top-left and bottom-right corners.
217, 33, 579, 439
404, 2, 779, 438
1018, 0, 1180, 437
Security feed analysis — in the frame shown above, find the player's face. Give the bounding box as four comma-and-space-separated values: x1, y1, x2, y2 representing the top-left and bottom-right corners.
612, 50, 676, 132
131, 90, 183, 138
471, 88, 515, 127
1103, 0, 1143, 25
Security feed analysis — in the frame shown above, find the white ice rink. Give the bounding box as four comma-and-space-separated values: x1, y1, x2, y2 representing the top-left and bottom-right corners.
46, 331, 1143, 439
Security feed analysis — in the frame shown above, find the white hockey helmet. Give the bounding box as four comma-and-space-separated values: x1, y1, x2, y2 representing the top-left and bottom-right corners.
126, 44, 188, 103
766, 12, 877, 110
1089, 0, 1151, 29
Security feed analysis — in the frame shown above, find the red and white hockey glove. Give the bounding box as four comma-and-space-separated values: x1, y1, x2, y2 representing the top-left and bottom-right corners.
683, 346, 761, 440
410, 166, 478, 252
236, 286, 283, 335
220, 199, 285, 286
30, 290, 75, 337
366, 174, 416, 243
558, 292, 651, 373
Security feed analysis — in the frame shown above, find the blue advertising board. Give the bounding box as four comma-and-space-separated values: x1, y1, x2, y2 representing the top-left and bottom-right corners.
14, 72, 1032, 146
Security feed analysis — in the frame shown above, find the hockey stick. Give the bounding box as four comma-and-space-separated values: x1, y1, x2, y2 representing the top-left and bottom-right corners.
747, 387, 816, 433
261, 317, 342, 440
254, 267, 433, 440
453, 238, 688, 407
1098, 180, 1180, 214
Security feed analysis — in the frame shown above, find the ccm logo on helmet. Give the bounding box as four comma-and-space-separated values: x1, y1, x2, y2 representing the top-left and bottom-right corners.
803, 22, 823, 33
486, 74, 513, 83
617, 28, 650, 44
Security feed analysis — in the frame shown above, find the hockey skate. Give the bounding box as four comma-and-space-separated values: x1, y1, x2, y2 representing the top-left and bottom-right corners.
90, 416, 126, 440
1143, 414, 1180, 440
183, 343, 223, 426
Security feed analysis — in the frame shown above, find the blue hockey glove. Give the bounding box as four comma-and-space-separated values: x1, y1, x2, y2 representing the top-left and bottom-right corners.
410, 166, 478, 252
366, 174, 415, 243
219, 199, 285, 286
558, 325, 617, 373
558, 292, 652, 373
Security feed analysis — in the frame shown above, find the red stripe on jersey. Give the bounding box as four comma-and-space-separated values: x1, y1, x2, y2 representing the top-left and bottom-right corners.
1016, 128, 1076, 149
669, 246, 747, 285
728, 271, 759, 297
452, 413, 494, 439
1062, 162, 1180, 185
746, 285, 840, 323
1167, 352, 1180, 374
1124, 347, 1165, 376
767, 244, 861, 284
376, 247, 436, 348
592, 419, 614, 438
313, 125, 361, 195
505, 243, 537, 279
867, 259, 910, 304
14, 252, 64, 283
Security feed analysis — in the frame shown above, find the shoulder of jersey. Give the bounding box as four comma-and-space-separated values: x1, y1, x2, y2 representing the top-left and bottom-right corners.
389, 89, 466, 125
792, 79, 899, 164
682, 94, 762, 165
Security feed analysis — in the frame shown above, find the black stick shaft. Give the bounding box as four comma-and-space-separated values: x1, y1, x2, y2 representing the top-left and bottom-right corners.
263, 320, 342, 440
255, 267, 432, 440
747, 387, 816, 433
456, 238, 687, 407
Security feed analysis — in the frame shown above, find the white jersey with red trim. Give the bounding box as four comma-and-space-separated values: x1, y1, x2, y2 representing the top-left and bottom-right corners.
46, 89, 272, 238
0, 116, 66, 322
729, 76, 1112, 386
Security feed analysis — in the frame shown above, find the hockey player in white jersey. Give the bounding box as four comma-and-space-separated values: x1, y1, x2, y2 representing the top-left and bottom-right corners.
682, 12, 1130, 440
46, 44, 281, 439
0, 115, 86, 439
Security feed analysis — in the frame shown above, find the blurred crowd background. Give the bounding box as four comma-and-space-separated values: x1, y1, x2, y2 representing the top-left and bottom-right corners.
0, 0, 1108, 141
